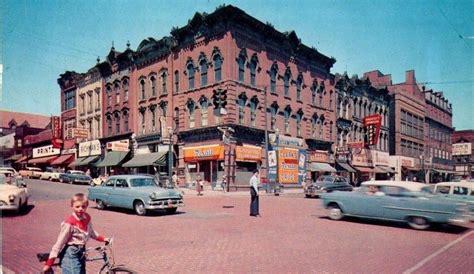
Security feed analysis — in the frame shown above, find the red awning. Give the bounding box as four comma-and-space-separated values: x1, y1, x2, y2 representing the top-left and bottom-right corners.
15, 156, 28, 163
28, 156, 58, 164
50, 154, 74, 166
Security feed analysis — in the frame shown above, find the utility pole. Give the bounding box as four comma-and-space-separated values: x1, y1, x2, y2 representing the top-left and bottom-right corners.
168, 127, 173, 188
264, 87, 270, 184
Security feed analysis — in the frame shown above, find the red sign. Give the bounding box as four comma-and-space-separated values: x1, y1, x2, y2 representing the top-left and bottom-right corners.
51, 116, 63, 149
363, 114, 382, 146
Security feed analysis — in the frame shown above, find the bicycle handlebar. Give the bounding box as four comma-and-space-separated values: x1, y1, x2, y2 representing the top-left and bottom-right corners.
37, 237, 113, 263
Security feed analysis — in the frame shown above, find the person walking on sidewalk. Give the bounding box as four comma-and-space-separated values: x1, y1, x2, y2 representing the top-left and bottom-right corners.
249, 170, 260, 217
196, 175, 203, 196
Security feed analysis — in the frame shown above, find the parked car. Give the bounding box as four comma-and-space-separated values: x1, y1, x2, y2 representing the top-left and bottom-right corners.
433, 181, 474, 221
40, 167, 62, 181
88, 175, 184, 216
19, 167, 43, 179
305, 175, 353, 198
0, 171, 29, 213
59, 170, 92, 185
0, 167, 19, 177
320, 180, 471, 230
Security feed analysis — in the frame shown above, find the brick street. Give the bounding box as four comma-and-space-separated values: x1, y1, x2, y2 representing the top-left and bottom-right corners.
2, 186, 473, 273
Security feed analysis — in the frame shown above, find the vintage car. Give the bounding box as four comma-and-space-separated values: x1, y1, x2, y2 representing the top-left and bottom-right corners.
59, 170, 92, 184
0, 167, 19, 177
88, 175, 184, 216
433, 182, 474, 221
19, 167, 43, 179
320, 180, 471, 230
40, 167, 63, 181
0, 171, 29, 213
305, 175, 353, 198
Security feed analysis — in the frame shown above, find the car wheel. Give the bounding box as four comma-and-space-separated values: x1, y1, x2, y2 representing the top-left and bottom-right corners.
408, 216, 430, 230
96, 199, 106, 210
134, 201, 147, 216
305, 194, 311, 198
69, 179, 74, 184
328, 204, 344, 221
49, 177, 53, 181
60, 178, 64, 183
166, 208, 177, 214
20, 198, 28, 212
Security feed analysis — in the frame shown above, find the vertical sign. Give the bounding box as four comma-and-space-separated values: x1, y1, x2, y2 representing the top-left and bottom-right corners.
363, 114, 382, 146
51, 116, 63, 149
298, 150, 307, 185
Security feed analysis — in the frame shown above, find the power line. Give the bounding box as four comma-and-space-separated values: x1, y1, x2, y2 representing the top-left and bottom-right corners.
436, 6, 471, 47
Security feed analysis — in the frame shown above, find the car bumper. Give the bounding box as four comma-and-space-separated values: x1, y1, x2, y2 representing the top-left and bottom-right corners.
305, 189, 326, 196
0, 204, 19, 211
146, 200, 185, 210
74, 179, 91, 184
448, 217, 470, 226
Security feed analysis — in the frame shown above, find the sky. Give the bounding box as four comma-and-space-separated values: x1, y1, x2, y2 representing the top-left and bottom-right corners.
1, 0, 473, 130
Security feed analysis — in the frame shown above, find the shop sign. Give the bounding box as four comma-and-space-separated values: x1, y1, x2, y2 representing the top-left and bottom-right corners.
351, 148, 372, 167
235, 145, 262, 162
33, 145, 60, 158
401, 158, 414, 167
363, 114, 382, 146
269, 134, 304, 148
183, 145, 224, 162
309, 150, 329, 163
298, 150, 307, 185
51, 116, 61, 139
106, 140, 129, 152
61, 148, 77, 155
66, 128, 89, 139
336, 146, 350, 155
453, 143, 472, 156
78, 140, 101, 157
371, 150, 389, 166
278, 147, 299, 184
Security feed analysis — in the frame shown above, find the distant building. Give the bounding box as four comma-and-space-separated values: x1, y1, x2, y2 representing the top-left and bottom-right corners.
451, 130, 474, 179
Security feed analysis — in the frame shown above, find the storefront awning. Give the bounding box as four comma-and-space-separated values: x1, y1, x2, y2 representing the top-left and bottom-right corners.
15, 155, 28, 163
183, 145, 224, 162
376, 166, 395, 173
95, 151, 129, 167
122, 151, 167, 167
309, 162, 337, 172
28, 155, 58, 164
432, 168, 456, 174
51, 154, 74, 166
4, 154, 22, 161
336, 162, 356, 172
374, 166, 387, 173
76, 156, 101, 167
354, 166, 374, 173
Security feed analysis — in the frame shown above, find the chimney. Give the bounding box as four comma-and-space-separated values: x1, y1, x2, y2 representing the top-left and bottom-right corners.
406, 70, 416, 85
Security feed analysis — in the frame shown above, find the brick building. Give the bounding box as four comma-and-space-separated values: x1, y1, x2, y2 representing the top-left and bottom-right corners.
452, 130, 474, 179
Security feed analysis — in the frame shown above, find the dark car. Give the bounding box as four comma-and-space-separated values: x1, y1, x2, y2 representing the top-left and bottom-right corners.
60, 170, 92, 185
305, 175, 353, 198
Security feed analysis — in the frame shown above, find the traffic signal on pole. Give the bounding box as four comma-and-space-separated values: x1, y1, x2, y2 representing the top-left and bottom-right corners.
213, 89, 227, 108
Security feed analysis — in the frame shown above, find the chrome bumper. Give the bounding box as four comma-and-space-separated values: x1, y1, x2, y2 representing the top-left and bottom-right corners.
146, 199, 184, 210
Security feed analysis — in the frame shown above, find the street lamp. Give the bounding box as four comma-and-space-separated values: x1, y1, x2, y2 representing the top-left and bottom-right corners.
167, 126, 173, 188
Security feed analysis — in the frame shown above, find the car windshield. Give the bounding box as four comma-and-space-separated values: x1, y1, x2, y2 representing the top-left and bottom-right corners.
71, 171, 85, 175
130, 178, 157, 187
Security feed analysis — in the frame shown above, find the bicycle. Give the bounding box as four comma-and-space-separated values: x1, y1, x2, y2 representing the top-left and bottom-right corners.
37, 238, 136, 273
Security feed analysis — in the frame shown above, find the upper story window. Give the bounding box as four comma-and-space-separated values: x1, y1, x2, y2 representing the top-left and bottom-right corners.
269, 63, 278, 93
87, 92, 92, 112
199, 54, 208, 87
106, 86, 112, 106
296, 73, 303, 101
140, 110, 146, 133
249, 54, 258, 87
139, 78, 146, 100
115, 112, 121, 134
123, 110, 129, 132
122, 79, 129, 101
238, 94, 247, 125
213, 54, 222, 82
250, 96, 259, 127
79, 95, 85, 114
270, 103, 279, 131
187, 100, 195, 128
319, 82, 325, 107
160, 101, 167, 118
114, 82, 120, 104
200, 97, 209, 126
95, 88, 101, 109
64, 89, 76, 111
237, 49, 247, 82
186, 60, 195, 90
150, 75, 157, 97
160, 71, 167, 95
174, 70, 179, 93
284, 106, 292, 134
284, 67, 291, 97
150, 106, 156, 130
296, 110, 303, 136
106, 115, 112, 135
319, 115, 325, 138
311, 114, 318, 137
174, 107, 179, 130
311, 80, 318, 105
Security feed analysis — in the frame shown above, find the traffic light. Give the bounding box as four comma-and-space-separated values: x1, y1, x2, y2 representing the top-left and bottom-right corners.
213, 89, 227, 108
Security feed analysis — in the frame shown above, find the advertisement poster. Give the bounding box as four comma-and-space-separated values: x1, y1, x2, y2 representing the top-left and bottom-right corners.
277, 147, 299, 184
298, 149, 307, 185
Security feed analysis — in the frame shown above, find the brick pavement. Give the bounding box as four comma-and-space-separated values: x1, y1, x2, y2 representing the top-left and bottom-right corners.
2, 191, 473, 273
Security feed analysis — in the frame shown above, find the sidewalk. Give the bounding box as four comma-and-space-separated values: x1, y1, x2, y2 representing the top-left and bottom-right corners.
178, 185, 304, 196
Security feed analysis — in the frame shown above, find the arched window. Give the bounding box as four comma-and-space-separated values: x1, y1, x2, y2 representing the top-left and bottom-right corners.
319, 115, 325, 138
311, 114, 318, 137
250, 96, 259, 127
174, 70, 179, 93
213, 54, 222, 82
200, 97, 209, 126
270, 103, 279, 130
122, 79, 129, 101
296, 73, 303, 101
106, 86, 112, 106
186, 60, 195, 90
237, 49, 247, 82
150, 75, 157, 97
160, 71, 167, 94
114, 82, 120, 104
150, 106, 157, 130
269, 63, 278, 93
115, 112, 121, 134
296, 110, 303, 137
139, 78, 146, 100
174, 107, 179, 130
284, 106, 292, 134
284, 67, 291, 97
249, 54, 258, 87
123, 110, 129, 132
238, 94, 247, 125
199, 54, 208, 87
311, 80, 318, 105
187, 100, 195, 128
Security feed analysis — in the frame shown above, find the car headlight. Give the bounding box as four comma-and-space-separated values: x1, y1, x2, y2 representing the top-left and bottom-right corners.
8, 194, 16, 202
149, 192, 157, 199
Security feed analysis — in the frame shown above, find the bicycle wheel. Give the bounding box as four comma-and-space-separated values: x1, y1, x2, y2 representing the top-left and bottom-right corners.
107, 265, 137, 274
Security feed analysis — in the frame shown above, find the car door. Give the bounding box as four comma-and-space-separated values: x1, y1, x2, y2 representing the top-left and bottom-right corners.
345, 187, 384, 217
101, 178, 116, 206
112, 179, 132, 208
381, 186, 417, 221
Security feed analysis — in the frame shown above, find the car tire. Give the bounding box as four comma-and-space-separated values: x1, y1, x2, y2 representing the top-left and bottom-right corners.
166, 208, 178, 214
49, 177, 53, 181
408, 216, 430, 230
328, 204, 344, 221
134, 201, 147, 216
69, 179, 74, 184
305, 194, 311, 198
96, 199, 106, 210
20, 198, 28, 213
60, 178, 64, 183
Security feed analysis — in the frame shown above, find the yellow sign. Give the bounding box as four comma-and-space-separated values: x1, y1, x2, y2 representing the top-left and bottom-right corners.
183, 145, 224, 162
235, 145, 262, 162
277, 148, 299, 184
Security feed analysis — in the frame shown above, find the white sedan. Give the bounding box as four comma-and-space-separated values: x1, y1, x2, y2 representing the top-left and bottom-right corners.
40, 168, 62, 181
0, 173, 29, 213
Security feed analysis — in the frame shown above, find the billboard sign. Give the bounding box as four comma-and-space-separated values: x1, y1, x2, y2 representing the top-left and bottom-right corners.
453, 143, 472, 156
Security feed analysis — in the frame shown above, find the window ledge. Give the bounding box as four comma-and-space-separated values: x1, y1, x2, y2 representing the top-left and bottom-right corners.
284, 96, 292, 100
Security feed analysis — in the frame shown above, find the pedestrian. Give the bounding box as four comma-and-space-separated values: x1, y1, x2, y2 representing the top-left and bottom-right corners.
42, 193, 109, 274
85, 168, 91, 177
196, 175, 203, 196
249, 169, 260, 217
221, 175, 227, 192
